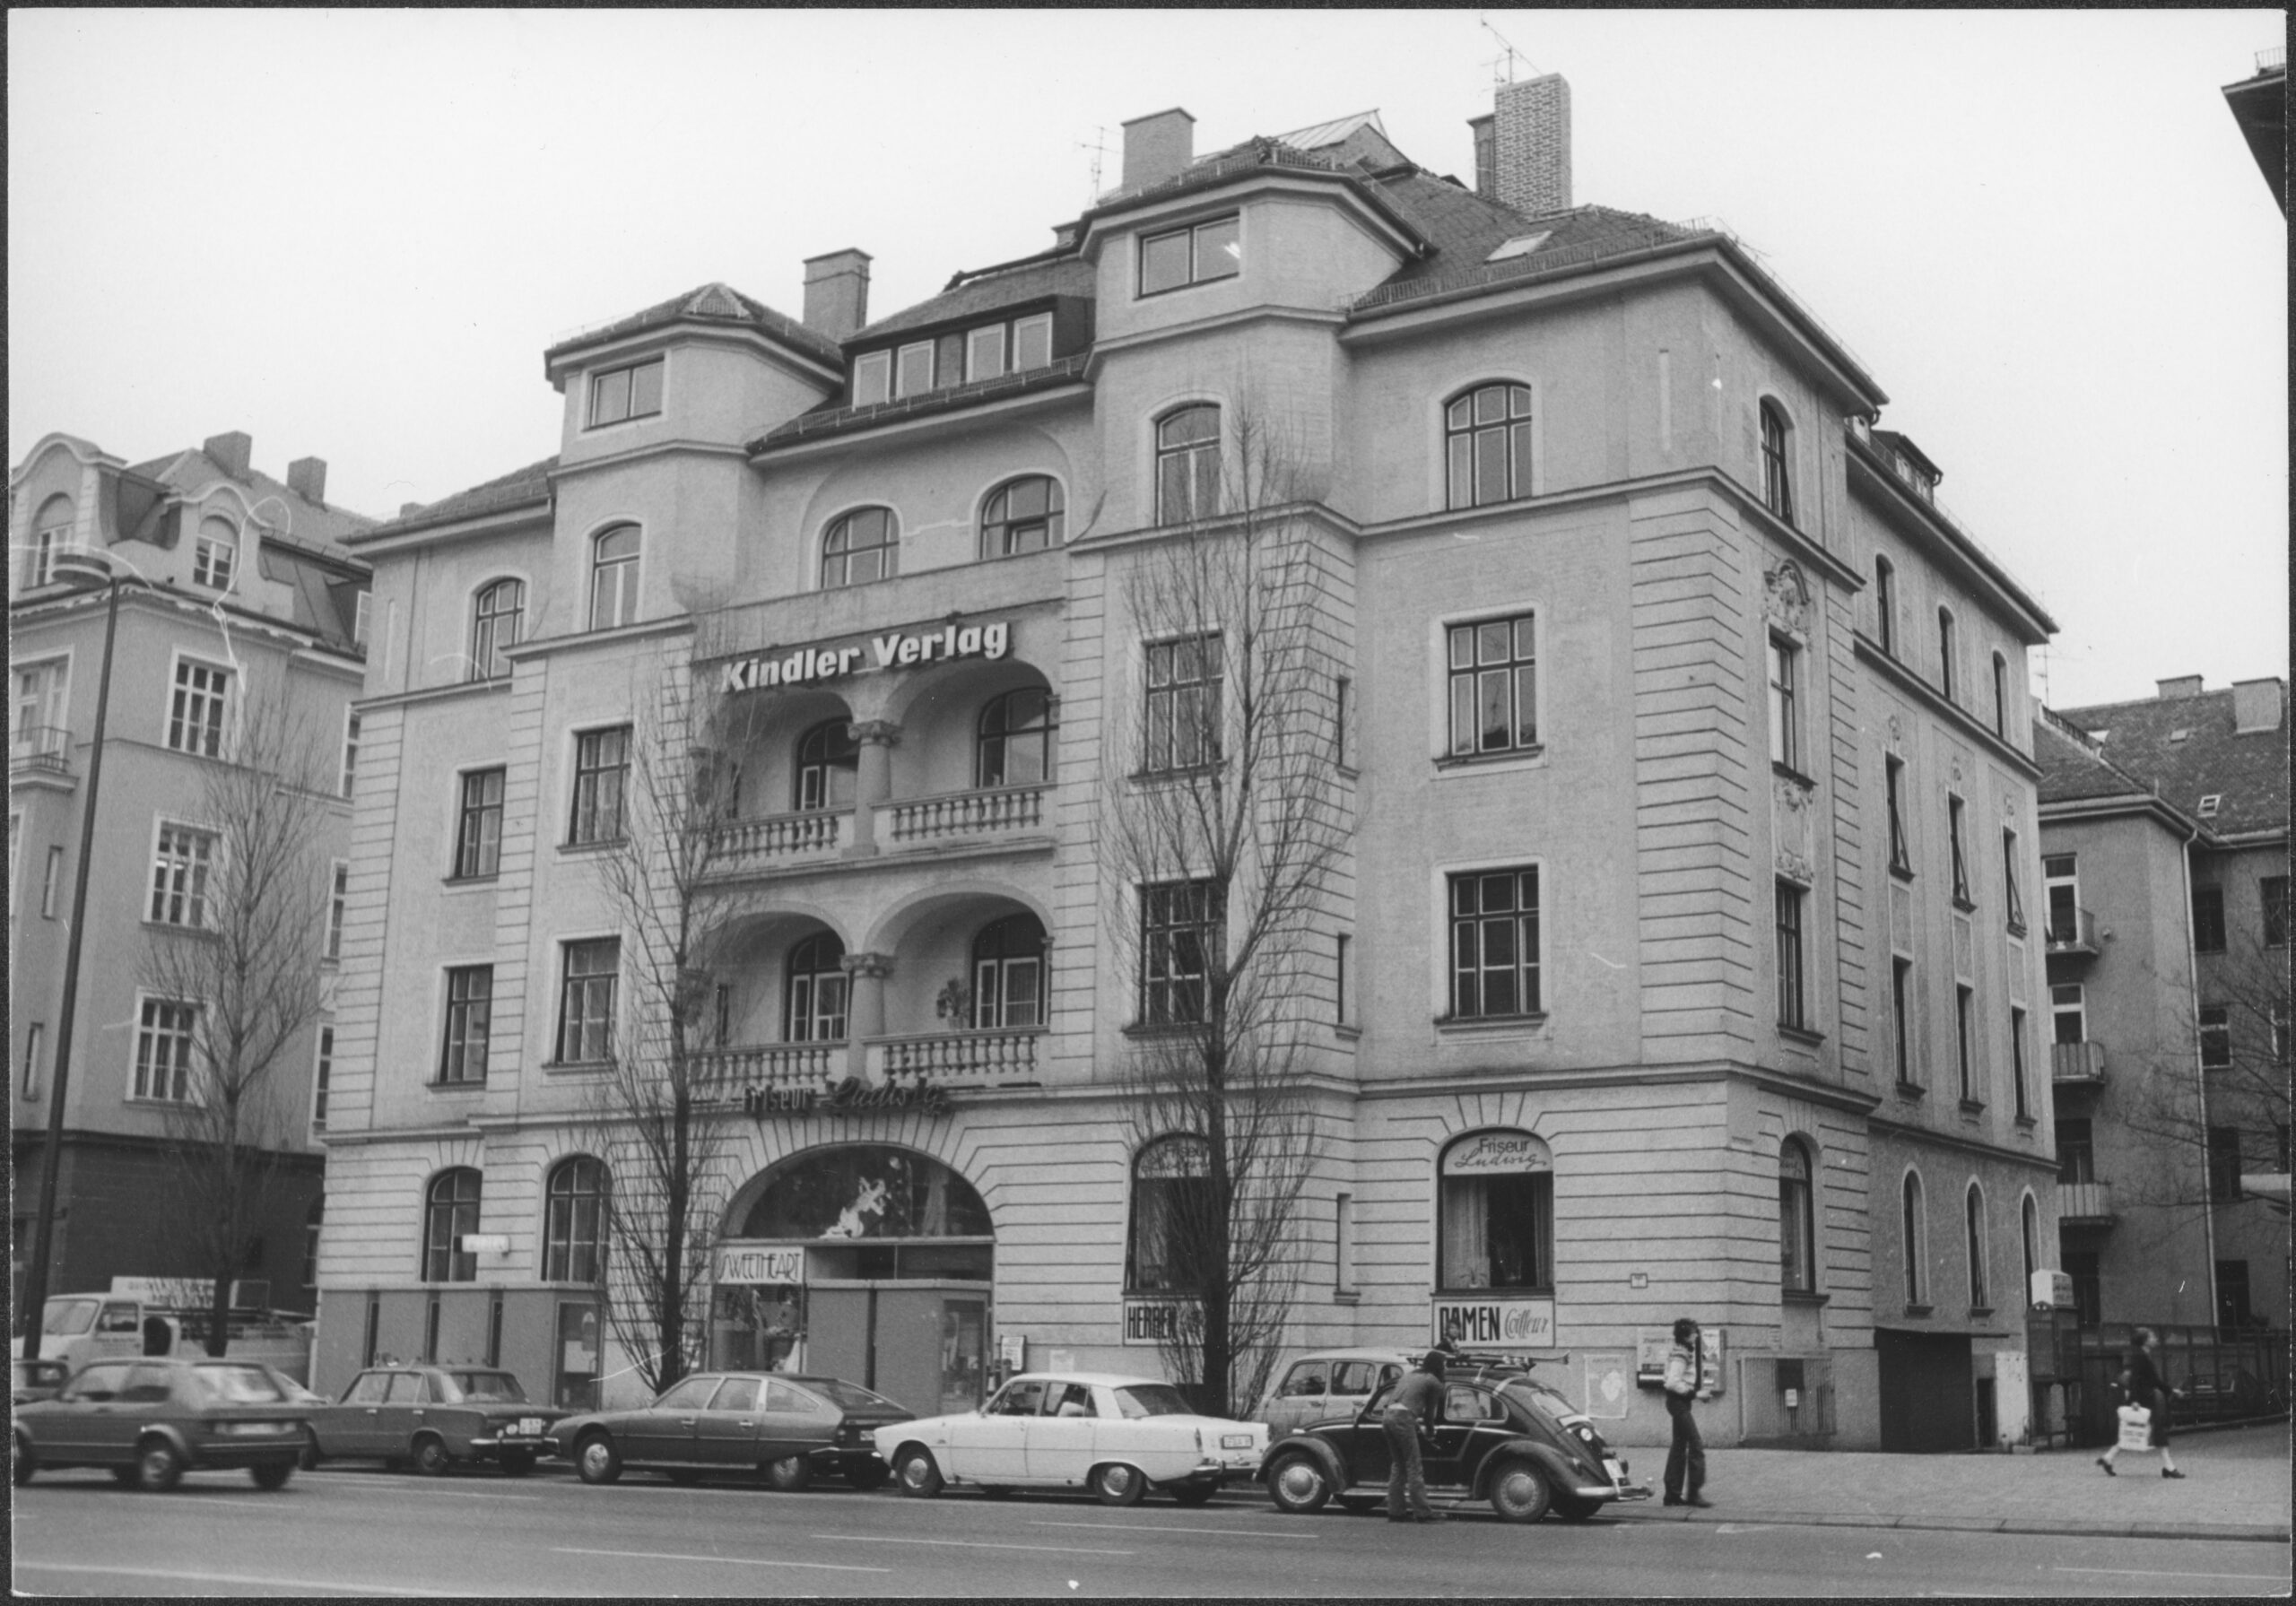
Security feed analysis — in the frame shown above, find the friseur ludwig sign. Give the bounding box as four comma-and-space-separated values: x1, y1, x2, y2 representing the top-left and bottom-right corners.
724, 617, 1011, 693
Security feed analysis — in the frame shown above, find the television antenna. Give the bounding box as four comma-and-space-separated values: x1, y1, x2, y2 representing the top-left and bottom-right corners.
1081, 126, 1113, 200
1479, 15, 1540, 84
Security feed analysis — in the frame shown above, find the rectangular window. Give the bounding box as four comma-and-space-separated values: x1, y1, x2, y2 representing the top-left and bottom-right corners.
1875, 557, 1898, 655
439, 966, 492, 1084
149, 823, 217, 928
2199, 1003, 2231, 1069
1992, 654, 2010, 739
340, 710, 361, 799
587, 357, 663, 427
312, 1026, 334, 1131
569, 727, 631, 845
2057, 1116, 2095, 1185
1767, 634, 1800, 772
965, 324, 1005, 383
1335, 1193, 1357, 1296
168, 660, 232, 757
851, 351, 891, 408
1447, 614, 1537, 758
457, 768, 506, 879
192, 528, 235, 589
1886, 757, 1911, 876
134, 999, 198, 1103
1947, 796, 1971, 907
2192, 884, 2226, 952
1334, 675, 1352, 768
1335, 933, 1353, 1027
1449, 867, 1542, 1020
1937, 609, 1957, 701
22, 1022, 45, 1100
2207, 1127, 2244, 1202
1775, 881, 1807, 1031
1012, 313, 1054, 371
894, 341, 934, 398
1892, 957, 1916, 1086
1138, 213, 1240, 295
42, 844, 65, 919
557, 940, 620, 1063
2010, 1006, 2031, 1120
326, 863, 348, 960
2264, 876, 2291, 948
1140, 880, 1221, 1027
2003, 829, 2025, 932
2043, 854, 2079, 943
1142, 635, 1222, 773
2050, 982, 2085, 1045
1955, 984, 1978, 1104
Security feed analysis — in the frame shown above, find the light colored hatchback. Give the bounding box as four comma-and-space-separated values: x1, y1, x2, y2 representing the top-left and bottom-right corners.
1254, 1350, 1414, 1439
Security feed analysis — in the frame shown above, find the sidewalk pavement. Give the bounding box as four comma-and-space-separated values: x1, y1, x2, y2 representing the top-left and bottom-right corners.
1607, 1419, 2292, 1544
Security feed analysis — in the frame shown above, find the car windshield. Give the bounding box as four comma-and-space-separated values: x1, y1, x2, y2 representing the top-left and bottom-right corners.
1110, 1384, 1195, 1419
1497, 1378, 1572, 1417
41, 1298, 98, 1336
188, 1365, 288, 1405
446, 1372, 527, 1402
802, 1377, 900, 1411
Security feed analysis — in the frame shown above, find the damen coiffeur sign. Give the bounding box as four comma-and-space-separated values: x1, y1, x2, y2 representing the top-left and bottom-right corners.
723, 617, 1013, 694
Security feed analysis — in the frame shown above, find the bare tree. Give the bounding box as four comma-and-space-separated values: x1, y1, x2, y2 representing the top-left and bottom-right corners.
139, 691, 335, 1353
1102, 396, 1347, 1417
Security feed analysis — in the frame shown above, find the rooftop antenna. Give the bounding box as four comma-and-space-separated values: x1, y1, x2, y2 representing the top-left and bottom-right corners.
1479, 15, 1540, 85
1081, 126, 1113, 201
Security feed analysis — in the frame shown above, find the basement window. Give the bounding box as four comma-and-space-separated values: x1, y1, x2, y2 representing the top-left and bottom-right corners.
1485, 231, 1552, 263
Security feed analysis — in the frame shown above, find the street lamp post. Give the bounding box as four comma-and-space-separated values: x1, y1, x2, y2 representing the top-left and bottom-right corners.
18, 549, 127, 1360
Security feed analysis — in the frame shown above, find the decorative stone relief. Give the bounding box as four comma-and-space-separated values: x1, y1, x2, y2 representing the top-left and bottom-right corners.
1762, 560, 1813, 638
1773, 769, 1817, 886
1887, 714, 1903, 747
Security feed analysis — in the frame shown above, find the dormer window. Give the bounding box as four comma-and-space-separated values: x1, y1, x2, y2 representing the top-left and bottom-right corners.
192, 517, 238, 590
852, 352, 891, 408
853, 312, 1057, 407
1139, 215, 1240, 297
895, 342, 935, 398
588, 358, 663, 428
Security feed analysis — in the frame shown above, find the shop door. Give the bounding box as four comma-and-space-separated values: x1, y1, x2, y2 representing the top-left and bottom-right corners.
1876, 1329, 1975, 1452
804, 1285, 988, 1420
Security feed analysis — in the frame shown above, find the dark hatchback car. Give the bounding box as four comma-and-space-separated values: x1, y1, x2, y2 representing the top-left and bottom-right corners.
1261, 1359, 1648, 1523
552, 1371, 912, 1490
13, 1357, 307, 1491
302, 1366, 566, 1475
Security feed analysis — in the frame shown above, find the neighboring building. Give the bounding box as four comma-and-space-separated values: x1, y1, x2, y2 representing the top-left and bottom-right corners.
2038, 678, 2292, 1333
319, 79, 2057, 1452
2222, 45, 2286, 213
10, 430, 371, 1316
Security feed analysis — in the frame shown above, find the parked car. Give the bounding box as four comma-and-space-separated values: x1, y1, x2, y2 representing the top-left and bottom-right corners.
302, 1365, 564, 1475
1260, 1357, 1648, 1523
1255, 1349, 1413, 1438
876, 1371, 1267, 1506
13, 1358, 72, 1406
552, 1371, 911, 1489
12, 1356, 307, 1491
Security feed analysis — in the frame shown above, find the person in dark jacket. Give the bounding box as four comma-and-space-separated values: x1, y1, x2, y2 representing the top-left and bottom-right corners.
1383, 1349, 1448, 1523
2097, 1326, 2184, 1478
1661, 1318, 1712, 1507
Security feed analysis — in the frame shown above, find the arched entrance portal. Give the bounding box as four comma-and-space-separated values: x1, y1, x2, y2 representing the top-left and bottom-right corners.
716, 1146, 992, 1417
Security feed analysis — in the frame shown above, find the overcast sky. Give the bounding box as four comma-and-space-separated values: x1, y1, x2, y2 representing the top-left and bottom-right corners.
10, 9, 2284, 708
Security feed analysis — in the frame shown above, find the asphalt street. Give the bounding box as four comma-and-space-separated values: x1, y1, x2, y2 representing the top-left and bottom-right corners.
13, 1465, 2292, 1598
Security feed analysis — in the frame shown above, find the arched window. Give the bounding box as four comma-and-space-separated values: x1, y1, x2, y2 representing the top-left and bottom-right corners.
977, 688, 1055, 788
1900, 1170, 1926, 1304
1127, 1135, 1210, 1293
1874, 556, 1898, 655
1439, 1130, 1552, 1292
793, 719, 858, 811
589, 525, 640, 630
785, 933, 848, 1042
2020, 1192, 2039, 1288
1936, 607, 1957, 701
971, 913, 1048, 1029
1779, 1140, 1817, 1293
28, 495, 73, 587
822, 507, 898, 588
1991, 652, 2010, 739
470, 579, 526, 681
194, 516, 239, 590
1445, 383, 1534, 509
423, 1168, 483, 1282
740, 1145, 991, 1239
1154, 406, 1221, 525
544, 1157, 609, 1283
1760, 401, 1795, 523
980, 477, 1065, 559
1965, 1182, 1989, 1307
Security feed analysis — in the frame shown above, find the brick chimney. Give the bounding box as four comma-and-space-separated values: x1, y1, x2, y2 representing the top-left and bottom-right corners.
286, 456, 327, 506
2231, 676, 2285, 733
2156, 675, 2205, 699
1120, 108, 1196, 190
802, 249, 872, 340
1482, 73, 1572, 215
204, 431, 253, 480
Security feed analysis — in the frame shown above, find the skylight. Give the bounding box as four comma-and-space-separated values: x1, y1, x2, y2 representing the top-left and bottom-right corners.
2198, 794, 2222, 818
1486, 231, 1552, 263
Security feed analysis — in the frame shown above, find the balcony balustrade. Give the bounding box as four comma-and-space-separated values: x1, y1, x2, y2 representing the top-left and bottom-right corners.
884, 784, 1048, 848
690, 1041, 842, 1094
2057, 1180, 2115, 1225
2049, 1040, 2107, 1086
9, 725, 72, 776
709, 809, 848, 870
2044, 907, 2099, 959
869, 1027, 1044, 1087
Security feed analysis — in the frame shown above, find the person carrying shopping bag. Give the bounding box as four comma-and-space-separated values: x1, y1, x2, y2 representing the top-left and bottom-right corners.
2097, 1326, 2185, 1479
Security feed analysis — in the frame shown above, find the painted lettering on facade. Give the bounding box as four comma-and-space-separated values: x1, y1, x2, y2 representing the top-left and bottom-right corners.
1440, 1132, 1552, 1176
723, 619, 1011, 694
1432, 1296, 1555, 1348
743, 1077, 954, 1118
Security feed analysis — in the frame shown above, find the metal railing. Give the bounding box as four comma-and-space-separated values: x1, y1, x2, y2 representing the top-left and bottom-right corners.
2050, 1040, 2107, 1085
9, 725, 71, 775
2257, 45, 2285, 74
885, 785, 1048, 846
2063, 1324, 2289, 1447
2044, 907, 2099, 957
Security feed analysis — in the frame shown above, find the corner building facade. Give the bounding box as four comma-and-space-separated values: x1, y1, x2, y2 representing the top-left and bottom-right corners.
319, 92, 2060, 1450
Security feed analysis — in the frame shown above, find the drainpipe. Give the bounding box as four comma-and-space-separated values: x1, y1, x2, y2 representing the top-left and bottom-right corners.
2176, 813, 2221, 1330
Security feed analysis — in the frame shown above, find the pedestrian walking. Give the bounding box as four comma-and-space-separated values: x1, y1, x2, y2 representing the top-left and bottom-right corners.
2097, 1326, 2186, 1479
1383, 1348, 1449, 1523
1661, 1317, 1713, 1508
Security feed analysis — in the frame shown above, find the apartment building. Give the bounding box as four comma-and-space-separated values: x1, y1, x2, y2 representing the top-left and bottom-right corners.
317, 79, 2058, 1451
10, 430, 371, 1317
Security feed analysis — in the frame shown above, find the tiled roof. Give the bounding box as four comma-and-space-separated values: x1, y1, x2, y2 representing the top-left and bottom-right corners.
132, 448, 377, 551
2035, 716, 2159, 807
545, 282, 841, 369
2052, 688, 2292, 838
1353, 178, 1702, 312
1088, 135, 1412, 232
352, 456, 557, 541
853, 256, 1094, 343
752, 356, 1090, 453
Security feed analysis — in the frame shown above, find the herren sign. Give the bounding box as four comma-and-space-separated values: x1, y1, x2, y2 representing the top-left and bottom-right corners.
723, 617, 1012, 693
743, 1077, 954, 1119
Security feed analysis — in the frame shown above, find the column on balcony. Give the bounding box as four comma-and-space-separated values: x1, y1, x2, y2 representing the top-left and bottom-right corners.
844, 720, 900, 857
839, 951, 892, 1081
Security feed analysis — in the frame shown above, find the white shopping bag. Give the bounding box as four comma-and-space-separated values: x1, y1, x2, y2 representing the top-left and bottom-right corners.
2115, 1403, 2155, 1454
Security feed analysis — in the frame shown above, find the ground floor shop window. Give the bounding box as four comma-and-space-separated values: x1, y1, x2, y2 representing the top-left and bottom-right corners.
739, 1145, 991, 1241
1437, 1130, 1552, 1291
712, 1284, 804, 1373
1126, 1135, 1211, 1293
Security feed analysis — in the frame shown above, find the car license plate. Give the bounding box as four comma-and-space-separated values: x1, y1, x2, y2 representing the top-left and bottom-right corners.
1222, 1435, 1255, 1450
517, 1417, 544, 1437
1603, 1458, 1624, 1481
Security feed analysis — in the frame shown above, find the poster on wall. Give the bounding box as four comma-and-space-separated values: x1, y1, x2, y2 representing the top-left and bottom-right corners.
1635, 1327, 1726, 1394
1431, 1295, 1555, 1349
1582, 1353, 1633, 1419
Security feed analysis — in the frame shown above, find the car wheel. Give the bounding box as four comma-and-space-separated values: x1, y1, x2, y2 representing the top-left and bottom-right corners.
135, 1437, 184, 1493
12, 1436, 33, 1487
412, 1436, 452, 1477
250, 1462, 294, 1491
892, 1445, 943, 1497
1266, 1452, 1334, 1515
763, 1454, 813, 1492
1090, 1463, 1147, 1507
1551, 1492, 1601, 1523
498, 1451, 535, 1478
845, 1462, 891, 1491
1170, 1483, 1218, 1506
1488, 1458, 1552, 1524
576, 1433, 623, 1486
298, 1429, 323, 1472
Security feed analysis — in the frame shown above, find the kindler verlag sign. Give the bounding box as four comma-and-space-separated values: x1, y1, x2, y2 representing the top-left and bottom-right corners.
723, 617, 1012, 694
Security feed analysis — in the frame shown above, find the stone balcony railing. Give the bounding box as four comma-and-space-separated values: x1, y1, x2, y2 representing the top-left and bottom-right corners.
869, 1027, 1045, 1085
709, 809, 848, 870
2050, 1040, 2107, 1086
689, 1041, 843, 1094
884, 785, 1048, 847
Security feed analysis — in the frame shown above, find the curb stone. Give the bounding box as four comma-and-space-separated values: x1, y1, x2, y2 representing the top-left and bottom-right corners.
1606, 1504, 2289, 1545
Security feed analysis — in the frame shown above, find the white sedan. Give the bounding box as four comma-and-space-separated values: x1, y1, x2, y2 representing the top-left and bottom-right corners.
874, 1372, 1266, 1506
